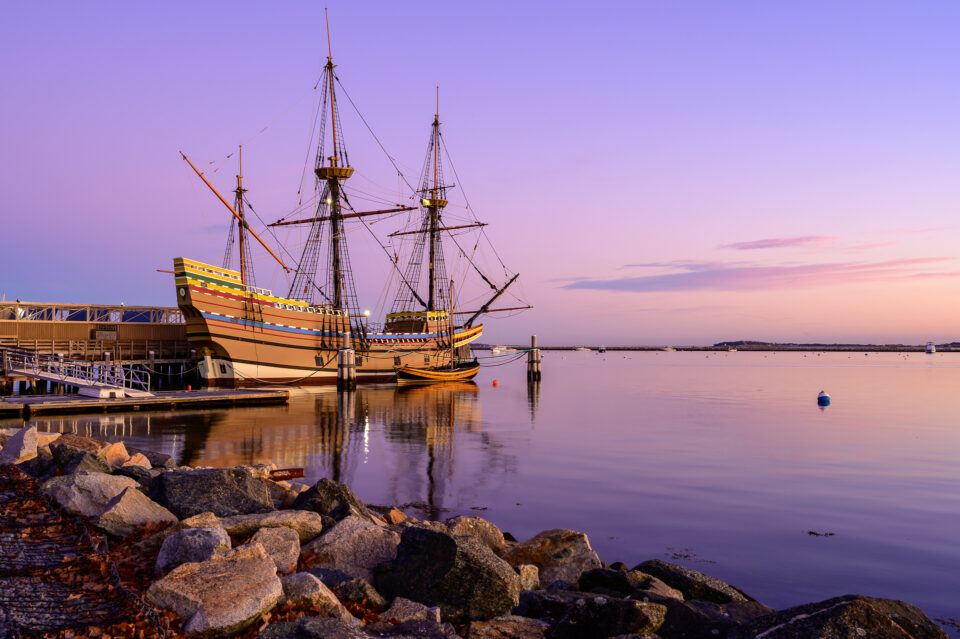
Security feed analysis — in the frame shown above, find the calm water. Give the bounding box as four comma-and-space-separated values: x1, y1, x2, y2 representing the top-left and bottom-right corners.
4, 352, 959, 631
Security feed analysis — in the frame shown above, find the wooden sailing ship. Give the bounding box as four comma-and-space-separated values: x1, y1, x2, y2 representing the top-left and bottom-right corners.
174, 16, 523, 387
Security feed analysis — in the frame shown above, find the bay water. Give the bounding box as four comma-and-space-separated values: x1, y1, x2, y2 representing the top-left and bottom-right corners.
5, 351, 958, 632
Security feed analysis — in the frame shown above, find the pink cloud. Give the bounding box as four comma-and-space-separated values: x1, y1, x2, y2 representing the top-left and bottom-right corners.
722, 236, 836, 250
563, 257, 955, 293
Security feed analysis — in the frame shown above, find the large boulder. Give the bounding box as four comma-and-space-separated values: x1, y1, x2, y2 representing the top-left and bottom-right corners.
156, 527, 232, 574
50, 433, 106, 457
467, 615, 549, 638
633, 592, 771, 639
219, 510, 326, 543
115, 464, 159, 492
633, 560, 751, 604
579, 568, 683, 600
362, 619, 450, 638
444, 515, 507, 555
96, 487, 178, 536
156, 468, 275, 519
145, 542, 283, 637
514, 589, 609, 623
302, 515, 400, 582
43, 472, 139, 517
549, 596, 667, 639
503, 529, 601, 584
292, 478, 378, 524
374, 526, 522, 623
279, 573, 358, 625
262, 617, 367, 639
0, 425, 37, 464
251, 526, 300, 575
60, 452, 111, 477
728, 595, 948, 639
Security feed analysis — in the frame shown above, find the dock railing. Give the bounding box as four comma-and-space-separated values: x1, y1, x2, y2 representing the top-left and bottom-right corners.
1, 346, 151, 393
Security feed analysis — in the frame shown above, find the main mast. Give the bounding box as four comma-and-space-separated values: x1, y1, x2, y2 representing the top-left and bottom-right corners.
425, 88, 448, 311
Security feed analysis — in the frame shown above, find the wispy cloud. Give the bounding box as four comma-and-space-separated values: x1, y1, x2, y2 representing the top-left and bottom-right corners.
562, 258, 957, 293
722, 235, 836, 250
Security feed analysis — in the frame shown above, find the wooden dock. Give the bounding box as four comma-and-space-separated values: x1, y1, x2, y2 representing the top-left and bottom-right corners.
0, 388, 288, 418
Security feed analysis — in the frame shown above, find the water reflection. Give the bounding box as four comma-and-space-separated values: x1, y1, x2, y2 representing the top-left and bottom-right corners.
18, 381, 505, 519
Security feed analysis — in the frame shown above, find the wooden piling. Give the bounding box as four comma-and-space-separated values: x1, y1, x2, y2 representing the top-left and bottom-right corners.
337, 332, 357, 391
527, 334, 542, 381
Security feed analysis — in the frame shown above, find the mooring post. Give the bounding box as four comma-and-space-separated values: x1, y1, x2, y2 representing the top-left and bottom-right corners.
527, 334, 542, 381
148, 350, 156, 391
337, 332, 356, 391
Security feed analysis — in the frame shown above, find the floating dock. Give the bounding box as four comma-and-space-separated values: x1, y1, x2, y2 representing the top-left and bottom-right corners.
0, 388, 288, 418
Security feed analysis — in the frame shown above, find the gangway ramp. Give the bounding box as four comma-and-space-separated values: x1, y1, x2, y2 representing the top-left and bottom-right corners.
1, 347, 152, 398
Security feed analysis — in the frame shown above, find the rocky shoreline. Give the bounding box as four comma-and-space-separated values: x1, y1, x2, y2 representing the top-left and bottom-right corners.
0, 424, 949, 638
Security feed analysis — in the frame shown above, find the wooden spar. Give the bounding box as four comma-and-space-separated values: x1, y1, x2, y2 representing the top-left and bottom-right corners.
389, 222, 487, 237
463, 272, 520, 328
268, 206, 414, 227
450, 305, 532, 315
180, 152, 291, 273
325, 8, 339, 166
236, 146, 246, 287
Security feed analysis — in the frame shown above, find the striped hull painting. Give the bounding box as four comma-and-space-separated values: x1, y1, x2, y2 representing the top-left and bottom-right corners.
173, 257, 482, 387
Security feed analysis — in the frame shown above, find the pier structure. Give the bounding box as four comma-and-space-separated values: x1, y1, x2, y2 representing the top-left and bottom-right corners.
0, 301, 194, 393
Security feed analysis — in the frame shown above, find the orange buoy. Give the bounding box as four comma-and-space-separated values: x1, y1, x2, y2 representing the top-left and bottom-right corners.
492, 380, 498, 387
187, 385, 192, 391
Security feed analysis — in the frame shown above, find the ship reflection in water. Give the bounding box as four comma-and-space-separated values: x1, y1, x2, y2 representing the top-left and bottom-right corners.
25, 382, 517, 520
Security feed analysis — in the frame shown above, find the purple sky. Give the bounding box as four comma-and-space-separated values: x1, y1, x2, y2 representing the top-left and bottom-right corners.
3, 2, 960, 345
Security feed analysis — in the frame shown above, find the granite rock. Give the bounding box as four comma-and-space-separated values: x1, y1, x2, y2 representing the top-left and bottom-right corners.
302, 515, 400, 582
518, 564, 540, 591
375, 526, 522, 623
292, 478, 378, 524
335, 577, 387, 608
219, 510, 326, 543
96, 486, 178, 536
550, 596, 667, 639
156, 527, 232, 574
98, 441, 130, 468
156, 467, 275, 519
280, 572, 359, 625
251, 526, 301, 575
445, 515, 507, 555
633, 560, 752, 605
467, 615, 549, 638
503, 529, 601, 584
42, 472, 139, 517
145, 542, 283, 637
0, 425, 37, 464
379, 597, 441, 624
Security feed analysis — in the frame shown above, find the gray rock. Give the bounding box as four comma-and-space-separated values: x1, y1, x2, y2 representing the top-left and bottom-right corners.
50, 433, 106, 457
145, 542, 283, 637
156, 467, 275, 519
728, 595, 948, 639
550, 596, 667, 639
513, 589, 607, 623
62, 452, 111, 476
259, 622, 299, 639
98, 441, 130, 468
467, 615, 549, 638
375, 525, 522, 624
630, 592, 771, 639
42, 472, 139, 517
0, 425, 37, 464
306, 567, 355, 588
578, 568, 682, 601
444, 515, 507, 555
335, 577, 387, 608
503, 529, 601, 584
280, 572, 358, 625
252, 526, 300, 575
633, 560, 752, 605
96, 487, 178, 536
297, 617, 368, 638
17, 453, 57, 482
127, 446, 176, 469
219, 510, 326, 543
363, 619, 449, 638
156, 527, 232, 574
115, 464, 158, 491
518, 564, 540, 591
302, 515, 400, 582
292, 478, 378, 524
379, 597, 441, 624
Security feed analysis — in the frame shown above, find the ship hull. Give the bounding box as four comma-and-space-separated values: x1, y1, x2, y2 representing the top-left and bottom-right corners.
174, 258, 482, 388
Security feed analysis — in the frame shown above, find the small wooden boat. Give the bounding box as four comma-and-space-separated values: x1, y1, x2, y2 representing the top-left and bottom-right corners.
396, 360, 480, 382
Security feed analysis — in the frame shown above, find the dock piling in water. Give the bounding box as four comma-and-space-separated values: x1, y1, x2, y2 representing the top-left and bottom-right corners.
337, 333, 357, 391
527, 334, 542, 381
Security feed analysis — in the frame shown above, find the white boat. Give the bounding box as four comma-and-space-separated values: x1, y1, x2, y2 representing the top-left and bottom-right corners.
662, 347, 676, 352
926, 342, 936, 354
491, 346, 516, 355
573, 347, 591, 352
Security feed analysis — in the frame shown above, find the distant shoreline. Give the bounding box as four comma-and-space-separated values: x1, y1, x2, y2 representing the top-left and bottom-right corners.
475, 344, 958, 353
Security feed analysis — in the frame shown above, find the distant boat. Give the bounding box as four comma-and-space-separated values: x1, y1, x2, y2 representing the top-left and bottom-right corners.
926, 342, 936, 354
491, 346, 516, 355
598, 345, 606, 353
662, 347, 676, 352
817, 391, 831, 406
397, 360, 480, 383
727, 346, 738, 352
574, 347, 591, 352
